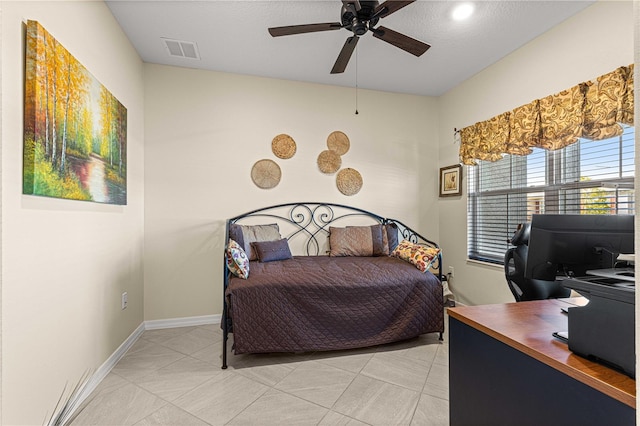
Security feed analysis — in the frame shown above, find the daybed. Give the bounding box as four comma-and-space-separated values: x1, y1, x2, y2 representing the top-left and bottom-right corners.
221, 202, 444, 369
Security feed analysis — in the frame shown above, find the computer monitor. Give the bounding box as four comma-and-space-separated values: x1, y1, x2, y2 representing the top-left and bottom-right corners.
525, 214, 635, 281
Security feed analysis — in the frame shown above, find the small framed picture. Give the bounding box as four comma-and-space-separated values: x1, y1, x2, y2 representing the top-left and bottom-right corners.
439, 164, 462, 197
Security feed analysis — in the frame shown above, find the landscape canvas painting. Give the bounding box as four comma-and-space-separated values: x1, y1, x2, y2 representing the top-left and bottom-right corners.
24, 20, 127, 205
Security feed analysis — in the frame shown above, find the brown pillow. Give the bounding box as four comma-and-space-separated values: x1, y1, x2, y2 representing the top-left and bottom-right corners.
252, 239, 293, 262
329, 225, 386, 257
228, 223, 282, 260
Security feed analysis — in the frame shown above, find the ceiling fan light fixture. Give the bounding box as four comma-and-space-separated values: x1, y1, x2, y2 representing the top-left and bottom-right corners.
351, 18, 368, 36
452, 3, 475, 21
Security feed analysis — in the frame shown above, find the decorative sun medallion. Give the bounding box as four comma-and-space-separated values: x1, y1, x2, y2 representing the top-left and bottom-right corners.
251, 159, 281, 189
336, 168, 363, 196
317, 150, 342, 174
271, 134, 297, 159
327, 131, 350, 155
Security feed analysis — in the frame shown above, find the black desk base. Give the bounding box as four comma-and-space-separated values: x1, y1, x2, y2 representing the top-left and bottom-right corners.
449, 317, 634, 426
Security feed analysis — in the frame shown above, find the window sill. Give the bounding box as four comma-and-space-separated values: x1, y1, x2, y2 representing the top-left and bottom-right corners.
466, 258, 503, 269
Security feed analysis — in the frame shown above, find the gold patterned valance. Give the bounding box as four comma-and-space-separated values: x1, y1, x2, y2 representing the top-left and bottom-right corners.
583, 66, 634, 140
459, 112, 510, 163
459, 64, 634, 165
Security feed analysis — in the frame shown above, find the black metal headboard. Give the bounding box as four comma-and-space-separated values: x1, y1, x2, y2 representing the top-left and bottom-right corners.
223, 202, 441, 280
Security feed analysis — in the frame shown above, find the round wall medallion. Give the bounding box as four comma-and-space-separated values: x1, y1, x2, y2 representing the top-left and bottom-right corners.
317, 150, 342, 174
327, 131, 350, 155
271, 134, 297, 159
251, 159, 281, 189
336, 168, 363, 196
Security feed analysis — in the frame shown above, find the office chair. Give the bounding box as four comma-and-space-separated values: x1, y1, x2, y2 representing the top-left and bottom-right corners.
504, 223, 571, 302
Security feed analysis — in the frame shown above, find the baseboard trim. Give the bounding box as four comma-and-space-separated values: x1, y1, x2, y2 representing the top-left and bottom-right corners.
87, 321, 145, 391
144, 314, 221, 330
61, 322, 145, 424
62, 313, 223, 422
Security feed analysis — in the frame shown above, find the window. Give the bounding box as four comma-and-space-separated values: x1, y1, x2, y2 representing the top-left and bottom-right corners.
467, 126, 635, 264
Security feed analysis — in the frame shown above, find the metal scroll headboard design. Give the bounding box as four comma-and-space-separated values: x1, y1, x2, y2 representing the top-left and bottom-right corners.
229, 202, 382, 256
226, 202, 439, 259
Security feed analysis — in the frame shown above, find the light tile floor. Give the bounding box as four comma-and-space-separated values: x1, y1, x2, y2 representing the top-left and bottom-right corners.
72, 324, 449, 426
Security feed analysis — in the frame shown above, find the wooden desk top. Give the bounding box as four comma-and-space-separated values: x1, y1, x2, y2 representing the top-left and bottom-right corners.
448, 298, 636, 409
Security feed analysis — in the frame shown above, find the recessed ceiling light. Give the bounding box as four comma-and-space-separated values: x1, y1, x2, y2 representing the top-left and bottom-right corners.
452, 3, 474, 21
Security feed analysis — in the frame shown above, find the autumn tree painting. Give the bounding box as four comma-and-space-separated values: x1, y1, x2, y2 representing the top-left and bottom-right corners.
24, 20, 127, 205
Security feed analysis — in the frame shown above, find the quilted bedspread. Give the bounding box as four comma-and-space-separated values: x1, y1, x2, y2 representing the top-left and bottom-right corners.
226, 256, 444, 354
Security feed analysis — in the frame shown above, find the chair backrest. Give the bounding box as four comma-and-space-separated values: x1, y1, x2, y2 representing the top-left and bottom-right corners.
504, 223, 571, 302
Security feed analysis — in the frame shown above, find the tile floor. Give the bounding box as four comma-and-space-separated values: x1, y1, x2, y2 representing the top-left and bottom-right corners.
71, 323, 449, 426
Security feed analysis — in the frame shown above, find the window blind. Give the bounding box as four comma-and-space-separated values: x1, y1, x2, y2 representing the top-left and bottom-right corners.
467, 126, 635, 264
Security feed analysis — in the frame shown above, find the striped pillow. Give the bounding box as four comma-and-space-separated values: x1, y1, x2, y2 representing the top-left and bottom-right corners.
329, 225, 387, 257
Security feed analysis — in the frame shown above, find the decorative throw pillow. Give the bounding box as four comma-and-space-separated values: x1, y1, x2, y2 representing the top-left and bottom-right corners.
252, 238, 293, 262
329, 225, 386, 256
385, 223, 400, 253
379, 223, 400, 255
226, 239, 250, 279
392, 240, 441, 272
228, 223, 282, 261
380, 231, 389, 255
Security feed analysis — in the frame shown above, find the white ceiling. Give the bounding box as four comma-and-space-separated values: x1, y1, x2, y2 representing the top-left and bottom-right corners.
106, 0, 595, 97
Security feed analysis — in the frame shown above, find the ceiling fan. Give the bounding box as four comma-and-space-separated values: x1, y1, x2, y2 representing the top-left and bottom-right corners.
268, 0, 430, 74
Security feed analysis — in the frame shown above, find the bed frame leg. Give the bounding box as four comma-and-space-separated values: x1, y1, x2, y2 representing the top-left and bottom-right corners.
222, 303, 228, 369
222, 334, 228, 369
439, 332, 444, 341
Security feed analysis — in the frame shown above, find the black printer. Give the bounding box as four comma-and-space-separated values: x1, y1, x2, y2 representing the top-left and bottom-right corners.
563, 274, 635, 378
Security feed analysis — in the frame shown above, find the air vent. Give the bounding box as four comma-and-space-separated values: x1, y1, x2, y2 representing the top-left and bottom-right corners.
161, 38, 200, 60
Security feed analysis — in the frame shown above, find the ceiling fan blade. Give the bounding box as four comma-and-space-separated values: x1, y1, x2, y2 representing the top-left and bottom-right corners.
372, 0, 415, 20
331, 36, 359, 74
372, 26, 430, 57
268, 22, 342, 37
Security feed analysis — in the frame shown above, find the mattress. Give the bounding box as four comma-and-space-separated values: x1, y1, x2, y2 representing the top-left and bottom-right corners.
226, 255, 444, 354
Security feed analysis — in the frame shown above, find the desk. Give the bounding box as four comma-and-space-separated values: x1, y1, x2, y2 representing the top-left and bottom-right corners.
448, 298, 636, 426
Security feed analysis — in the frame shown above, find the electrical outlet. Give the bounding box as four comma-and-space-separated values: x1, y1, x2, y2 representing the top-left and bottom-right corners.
448, 266, 455, 277
121, 292, 128, 310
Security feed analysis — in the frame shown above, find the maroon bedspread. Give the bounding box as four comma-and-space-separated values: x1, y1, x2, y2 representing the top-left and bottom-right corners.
226, 256, 444, 354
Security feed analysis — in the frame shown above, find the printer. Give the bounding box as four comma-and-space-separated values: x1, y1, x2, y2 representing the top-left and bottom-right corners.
562, 274, 635, 378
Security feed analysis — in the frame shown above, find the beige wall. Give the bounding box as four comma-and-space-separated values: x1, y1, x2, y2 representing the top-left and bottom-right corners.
0, 0, 635, 423
437, 0, 635, 306
0, 1, 144, 424
143, 64, 439, 320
